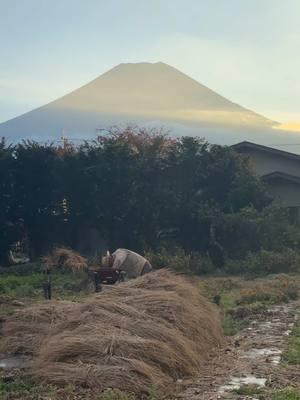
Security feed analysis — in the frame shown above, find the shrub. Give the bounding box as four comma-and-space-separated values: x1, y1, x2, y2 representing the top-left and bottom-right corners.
225, 249, 300, 276
145, 247, 214, 275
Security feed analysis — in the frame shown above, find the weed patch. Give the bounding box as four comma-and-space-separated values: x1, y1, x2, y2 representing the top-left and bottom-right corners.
222, 314, 247, 336
233, 384, 263, 396
285, 322, 300, 365
272, 388, 300, 400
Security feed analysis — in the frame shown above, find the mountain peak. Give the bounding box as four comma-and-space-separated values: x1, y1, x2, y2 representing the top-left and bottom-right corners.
0, 62, 278, 141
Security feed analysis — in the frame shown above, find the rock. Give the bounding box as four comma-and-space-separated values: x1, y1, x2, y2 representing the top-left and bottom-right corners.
2, 374, 15, 383
11, 300, 25, 307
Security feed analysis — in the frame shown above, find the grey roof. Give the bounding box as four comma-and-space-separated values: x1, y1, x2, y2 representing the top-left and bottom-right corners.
231, 141, 300, 162
262, 171, 300, 184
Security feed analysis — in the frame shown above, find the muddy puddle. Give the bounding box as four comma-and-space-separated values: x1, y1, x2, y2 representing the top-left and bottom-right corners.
0, 356, 29, 369
219, 376, 267, 393
241, 347, 282, 363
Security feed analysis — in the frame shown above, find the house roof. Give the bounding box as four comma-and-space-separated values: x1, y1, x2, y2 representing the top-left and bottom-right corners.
231, 141, 300, 163
262, 171, 300, 185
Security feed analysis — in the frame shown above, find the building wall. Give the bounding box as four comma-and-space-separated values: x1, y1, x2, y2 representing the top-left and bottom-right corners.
238, 148, 300, 177
266, 179, 300, 207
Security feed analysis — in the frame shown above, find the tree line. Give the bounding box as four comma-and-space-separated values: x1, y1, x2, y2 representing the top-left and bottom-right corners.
0, 127, 298, 268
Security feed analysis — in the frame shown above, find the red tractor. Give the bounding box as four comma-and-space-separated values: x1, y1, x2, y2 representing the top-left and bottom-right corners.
90, 268, 126, 292
98, 267, 124, 284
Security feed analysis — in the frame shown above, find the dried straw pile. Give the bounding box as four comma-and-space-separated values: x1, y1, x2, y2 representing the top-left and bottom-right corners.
0, 270, 223, 396
42, 247, 88, 272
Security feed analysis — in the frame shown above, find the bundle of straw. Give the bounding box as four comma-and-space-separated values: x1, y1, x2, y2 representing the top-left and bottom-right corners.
0, 270, 224, 396
42, 247, 88, 273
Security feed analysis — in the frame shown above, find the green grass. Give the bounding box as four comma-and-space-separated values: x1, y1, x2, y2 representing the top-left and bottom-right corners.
233, 385, 262, 396
0, 273, 44, 297
97, 390, 136, 400
0, 377, 159, 400
272, 388, 300, 400
286, 323, 300, 365
222, 314, 248, 336
0, 378, 33, 393
0, 375, 57, 397
219, 292, 236, 309
233, 385, 300, 400
0, 263, 91, 301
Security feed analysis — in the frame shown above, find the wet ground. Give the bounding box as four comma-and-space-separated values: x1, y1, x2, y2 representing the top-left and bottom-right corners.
0, 356, 29, 369
177, 301, 300, 400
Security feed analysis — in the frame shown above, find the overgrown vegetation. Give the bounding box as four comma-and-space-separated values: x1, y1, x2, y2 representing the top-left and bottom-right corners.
199, 275, 300, 336
225, 248, 300, 276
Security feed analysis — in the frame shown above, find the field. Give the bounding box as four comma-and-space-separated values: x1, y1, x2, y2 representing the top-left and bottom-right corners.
0, 264, 299, 400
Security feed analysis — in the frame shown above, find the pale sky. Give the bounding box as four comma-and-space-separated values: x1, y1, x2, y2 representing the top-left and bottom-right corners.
0, 0, 299, 127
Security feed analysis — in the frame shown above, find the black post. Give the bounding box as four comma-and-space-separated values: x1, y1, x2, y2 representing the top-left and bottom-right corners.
43, 269, 52, 300
43, 283, 48, 299
42, 282, 51, 300
47, 281, 52, 300
94, 272, 102, 293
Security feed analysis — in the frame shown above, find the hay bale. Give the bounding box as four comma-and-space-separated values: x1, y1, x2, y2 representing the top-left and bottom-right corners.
0, 270, 224, 396
42, 247, 88, 272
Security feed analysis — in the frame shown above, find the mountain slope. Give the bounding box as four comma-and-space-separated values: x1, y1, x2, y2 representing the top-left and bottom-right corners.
0, 62, 278, 141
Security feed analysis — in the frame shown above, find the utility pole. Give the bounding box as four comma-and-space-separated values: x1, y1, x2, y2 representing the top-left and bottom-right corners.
61, 129, 68, 149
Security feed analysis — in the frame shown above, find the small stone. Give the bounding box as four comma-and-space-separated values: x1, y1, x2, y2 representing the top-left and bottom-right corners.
11, 300, 25, 307
2, 374, 14, 383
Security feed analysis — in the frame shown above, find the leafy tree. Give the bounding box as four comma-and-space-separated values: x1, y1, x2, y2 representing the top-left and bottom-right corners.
12, 141, 63, 257
0, 139, 20, 264
0, 128, 288, 270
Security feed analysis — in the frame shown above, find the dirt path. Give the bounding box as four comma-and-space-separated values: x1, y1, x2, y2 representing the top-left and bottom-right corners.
177, 301, 300, 400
